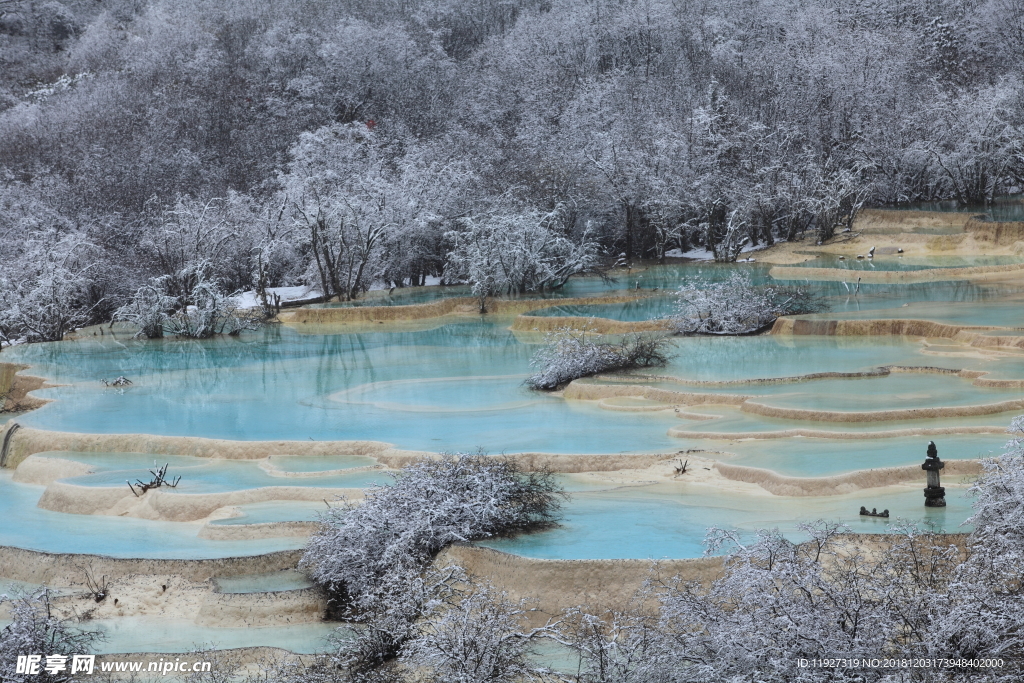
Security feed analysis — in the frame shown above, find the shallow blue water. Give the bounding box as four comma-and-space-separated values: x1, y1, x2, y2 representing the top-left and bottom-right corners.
265, 454, 377, 472
5, 323, 1021, 454
206, 500, 328, 526
526, 278, 1024, 323
0, 259, 1017, 565
480, 483, 974, 560
675, 434, 1007, 477
0, 257, 1011, 666
213, 570, 313, 593
0, 472, 302, 558
802, 297, 1024, 328
87, 618, 339, 654
3, 325, 685, 453
62, 459, 388, 493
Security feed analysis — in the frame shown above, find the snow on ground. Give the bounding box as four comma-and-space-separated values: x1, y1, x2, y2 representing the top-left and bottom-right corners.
666, 239, 785, 262
233, 285, 321, 309
233, 280, 443, 308
366, 276, 444, 291
665, 247, 713, 260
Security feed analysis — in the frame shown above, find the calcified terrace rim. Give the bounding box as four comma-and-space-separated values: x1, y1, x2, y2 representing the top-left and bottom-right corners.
0, 543, 729, 636
512, 314, 1024, 339
33, 479, 366, 522
511, 314, 673, 334
275, 290, 658, 325
0, 546, 327, 634
1, 428, 986, 523
669, 425, 1006, 440
518, 314, 1024, 340
0, 545, 304, 584
564, 375, 1024, 424
0, 535, 974, 638
770, 261, 1024, 284
611, 365, 1005, 387
774, 317, 1024, 355
0, 425, 676, 472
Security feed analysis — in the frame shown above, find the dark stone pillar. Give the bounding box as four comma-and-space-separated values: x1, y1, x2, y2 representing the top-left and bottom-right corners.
922, 441, 946, 507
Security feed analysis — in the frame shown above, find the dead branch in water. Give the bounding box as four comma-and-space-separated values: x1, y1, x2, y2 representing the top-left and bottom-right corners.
127, 462, 181, 496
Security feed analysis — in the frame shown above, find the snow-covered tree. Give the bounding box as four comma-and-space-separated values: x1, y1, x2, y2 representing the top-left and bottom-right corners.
164, 273, 258, 339
443, 208, 600, 312
525, 328, 672, 390
302, 454, 565, 608
301, 454, 565, 677
402, 583, 557, 683
919, 84, 1024, 206
650, 521, 961, 681
283, 123, 469, 301
555, 602, 664, 683
5, 0, 1024, 338
114, 262, 260, 339
672, 273, 822, 335
928, 417, 1024, 666
112, 283, 176, 339
0, 235, 99, 343
0, 590, 100, 683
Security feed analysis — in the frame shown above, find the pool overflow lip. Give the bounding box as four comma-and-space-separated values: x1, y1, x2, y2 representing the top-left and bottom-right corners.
0, 422, 21, 468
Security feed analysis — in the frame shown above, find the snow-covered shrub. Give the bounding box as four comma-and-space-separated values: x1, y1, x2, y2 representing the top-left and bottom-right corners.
114, 264, 261, 339
301, 454, 565, 609
112, 284, 176, 338
629, 417, 1024, 681
525, 329, 672, 390
255, 657, 362, 683
671, 272, 822, 335
163, 277, 258, 339
325, 566, 467, 677
0, 590, 100, 683
301, 455, 564, 676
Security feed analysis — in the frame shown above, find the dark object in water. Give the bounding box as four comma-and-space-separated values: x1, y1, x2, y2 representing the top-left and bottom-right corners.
859, 506, 889, 518
922, 440, 946, 507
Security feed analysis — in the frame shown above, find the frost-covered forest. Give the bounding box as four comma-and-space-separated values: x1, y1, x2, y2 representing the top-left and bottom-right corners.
3, 0, 1024, 343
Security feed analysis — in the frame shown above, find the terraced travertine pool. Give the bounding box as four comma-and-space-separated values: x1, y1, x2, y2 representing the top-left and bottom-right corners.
3, 248, 1024, 654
